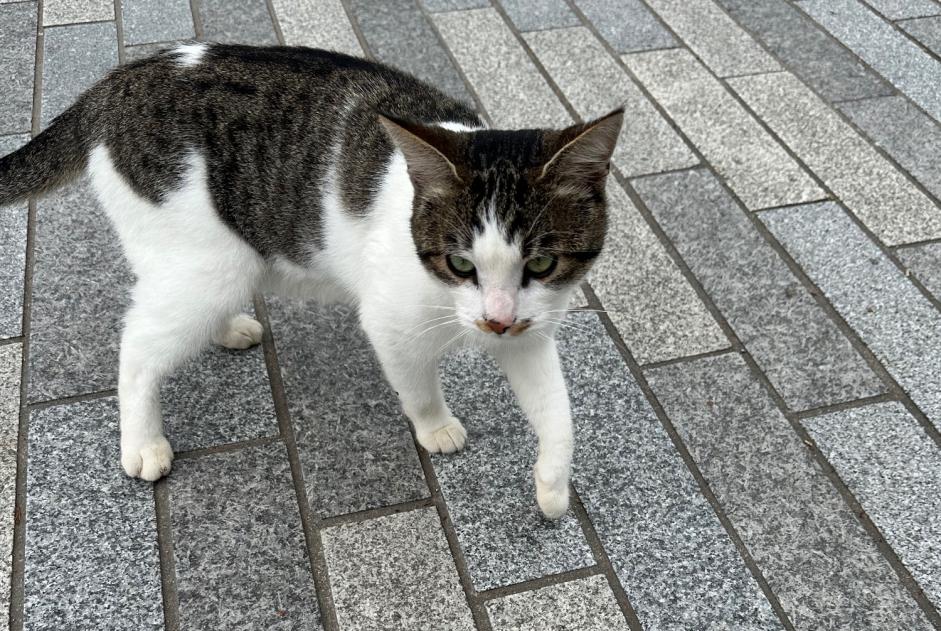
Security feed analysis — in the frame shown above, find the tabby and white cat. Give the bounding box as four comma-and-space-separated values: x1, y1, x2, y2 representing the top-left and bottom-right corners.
0, 43, 622, 519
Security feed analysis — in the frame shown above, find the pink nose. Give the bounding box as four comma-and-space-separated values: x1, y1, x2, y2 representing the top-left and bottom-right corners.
487, 319, 511, 335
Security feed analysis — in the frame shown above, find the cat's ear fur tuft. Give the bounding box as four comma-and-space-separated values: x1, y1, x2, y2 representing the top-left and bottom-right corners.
377, 113, 464, 193
539, 108, 624, 183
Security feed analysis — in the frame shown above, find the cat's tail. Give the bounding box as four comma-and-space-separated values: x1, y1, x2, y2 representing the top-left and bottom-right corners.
0, 102, 90, 206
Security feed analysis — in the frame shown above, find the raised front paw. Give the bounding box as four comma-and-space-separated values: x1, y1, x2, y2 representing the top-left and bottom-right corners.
416, 418, 467, 454
214, 314, 264, 350
121, 435, 174, 481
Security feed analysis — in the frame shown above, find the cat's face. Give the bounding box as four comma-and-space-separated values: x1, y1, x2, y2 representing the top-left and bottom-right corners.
380, 110, 623, 338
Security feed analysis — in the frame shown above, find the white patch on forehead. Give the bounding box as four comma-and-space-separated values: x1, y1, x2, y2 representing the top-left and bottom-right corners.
172, 42, 208, 67
471, 217, 521, 287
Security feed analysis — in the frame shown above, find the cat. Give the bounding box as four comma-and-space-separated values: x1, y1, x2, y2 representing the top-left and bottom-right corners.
0, 43, 622, 519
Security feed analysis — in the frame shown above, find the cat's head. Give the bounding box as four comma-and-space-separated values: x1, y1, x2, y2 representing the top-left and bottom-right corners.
379, 109, 623, 338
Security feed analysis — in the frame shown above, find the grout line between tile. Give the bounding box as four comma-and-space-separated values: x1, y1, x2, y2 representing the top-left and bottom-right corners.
318, 497, 434, 529
893, 236, 941, 251
335, 0, 376, 58
475, 564, 604, 603
173, 434, 282, 461
0, 338, 23, 348
153, 480, 180, 631
113, 0, 125, 64
639, 346, 735, 370
26, 387, 117, 411
188, 0, 203, 40
263, 0, 285, 47
855, 0, 941, 62
793, 391, 898, 421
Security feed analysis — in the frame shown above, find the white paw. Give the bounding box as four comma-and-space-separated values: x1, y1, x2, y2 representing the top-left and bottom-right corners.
215, 314, 264, 350
122, 435, 174, 481
535, 469, 570, 520
417, 418, 467, 454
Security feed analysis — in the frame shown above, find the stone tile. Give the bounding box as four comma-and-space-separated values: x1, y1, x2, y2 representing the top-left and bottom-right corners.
347, 0, 471, 103
267, 298, 428, 518
0, 134, 29, 340
124, 41, 180, 63
198, 0, 277, 45
644, 0, 780, 77
270, 0, 361, 55
0, 344, 20, 626
624, 49, 823, 210
486, 575, 630, 631
42, 0, 112, 26
863, 0, 941, 19
573, 0, 676, 53
763, 202, 941, 435
805, 402, 941, 609
25, 397, 163, 630
121, 0, 194, 46
525, 27, 698, 177
0, 2, 37, 136
735, 73, 941, 245
839, 96, 941, 202
41, 21, 119, 129
170, 442, 321, 629
635, 169, 883, 410
322, 508, 475, 631
424, 0, 490, 9
434, 8, 571, 128
500, 0, 579, 31
589, 181, 727, 364
715, 0, 892, 102
897, 242, 941, 299
899, 16, 941, 55
801, 0, 941, 122
646, 354, 933, 630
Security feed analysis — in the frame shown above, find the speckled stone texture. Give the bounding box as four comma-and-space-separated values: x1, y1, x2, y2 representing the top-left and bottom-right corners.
198, 0, 277, 45
500, 0, 579, 31
897, 242, 941, 300
646, 354, 933, 630
41, 21, 119, 129
423, 0, 490, 10
322, 508, 475, 630
0, 134, 29, 340
558, 315, 779, 629
801, 0, 941, 122
839, 95, 941, 202
573, 0, 676, 53
25, 397, 163, 630
525, 27, 698, 177
805, 402, 941, 609
763, 202, 941, 435
899, 16, 941, 55
121, 0, 194, 46
588, 181, 727, 364
634, 169, 882, 410
644, 0, 780, 77
433, 8, 571, 128
124, 41, 180, 63
0, 2, 37, 135
624, 49, 823, 210
169, 442, 321, 630
731, 72, 941, 246
266, 298, 428, 517
715, 0, 892, 102
862, 0, 941, 19
347, 0, 472, 103
269, 0, 362, 54
0, 344, 20, 627
486, 575, 630, 631
42, 0, 112, 26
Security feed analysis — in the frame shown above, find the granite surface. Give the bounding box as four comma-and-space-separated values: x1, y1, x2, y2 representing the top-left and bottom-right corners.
42, 0, 112, 26
422, 0, 490, 10
0, 134, 29, 340
0, 2, 37, 136
0, 344, 20, 629
269, 0, 362, 54
896, 241, 941, 300
486, 575, 630, 631
500, 0, 580, 32
121, 0, 194, 46
573, 0, 676, 53
197, 0, 277, 45
862, 0, 941, 19
899, 15, 941, 55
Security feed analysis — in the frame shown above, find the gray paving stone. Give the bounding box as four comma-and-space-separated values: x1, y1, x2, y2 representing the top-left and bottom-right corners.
624, 49, 823, 210
41, 21, 119, 129
347, 0, 471, 103
801, 0, 941, 122
863, 0, 941, 19
635, 169, 882, 410
839, 96, 941, 202
764, 202, 941, 436
322, 508, 475, 631
124, 42, 180, 63
573, 0, 676, 53
646, 354, 933, 630
486, 575, 630, 631
805, 402, 941, 610
266, 298, 428, 518
198, 0, 277, 45
42, 0, 112, 26
170, 442, 321, 630
25, 397, 163, 630
424, 0, 490, 9
897, 241, 941, 299
899, 16, 941, 55
715, 0, 893, 102
0, 344, 20, 627
589, 181, 727, 364
732, 72, 941, 246
434, 8, 571, 128
270, 0, 361, 55
500, 0, 579, 31
644, 0, 780, 77
0, 2, 38, 136
0, 134, 29, 340
121, 0, 194, 46
525, 27, 698, 177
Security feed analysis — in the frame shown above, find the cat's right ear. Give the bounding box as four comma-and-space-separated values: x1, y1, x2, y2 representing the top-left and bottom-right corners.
377, 113, 464, 194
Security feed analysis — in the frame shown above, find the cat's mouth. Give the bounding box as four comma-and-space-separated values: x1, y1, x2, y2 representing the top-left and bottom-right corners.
474, 318, 532, 336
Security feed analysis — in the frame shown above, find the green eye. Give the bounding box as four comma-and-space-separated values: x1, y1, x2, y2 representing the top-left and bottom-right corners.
526, 256, 556, 277
447, 255, 476, 277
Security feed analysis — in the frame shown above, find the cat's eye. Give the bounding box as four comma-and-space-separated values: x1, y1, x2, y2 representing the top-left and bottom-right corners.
526, 256, 556, 278
447, 255, 476, 277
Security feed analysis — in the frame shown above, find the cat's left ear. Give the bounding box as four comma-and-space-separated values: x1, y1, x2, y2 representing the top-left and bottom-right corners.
377, 113, 464, 194
539, 108, 624, 183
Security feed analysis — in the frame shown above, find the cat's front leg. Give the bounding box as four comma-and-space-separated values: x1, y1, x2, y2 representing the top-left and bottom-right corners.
494, 338, 573, 520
